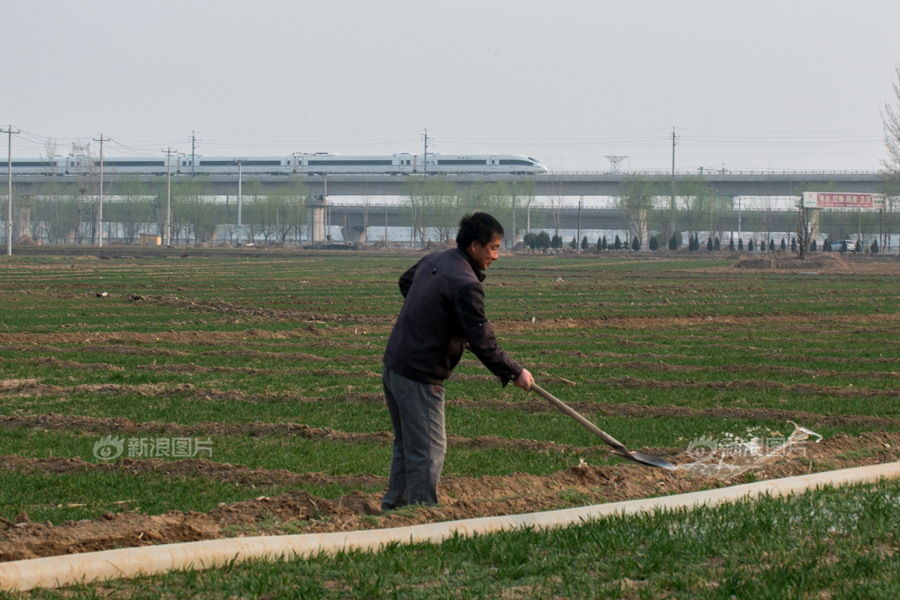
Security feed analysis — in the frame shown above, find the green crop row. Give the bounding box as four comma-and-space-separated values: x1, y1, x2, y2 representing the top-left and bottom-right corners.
1, 252, 898, 596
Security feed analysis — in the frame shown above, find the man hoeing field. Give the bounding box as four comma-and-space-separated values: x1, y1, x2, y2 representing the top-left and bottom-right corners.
381, 212, 534, 512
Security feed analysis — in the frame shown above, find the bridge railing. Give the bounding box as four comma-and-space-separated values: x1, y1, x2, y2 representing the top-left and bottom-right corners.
547, 169, 888, 177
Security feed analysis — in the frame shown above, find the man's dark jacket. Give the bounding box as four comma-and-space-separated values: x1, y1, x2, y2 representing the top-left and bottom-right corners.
383, 247, 522, 386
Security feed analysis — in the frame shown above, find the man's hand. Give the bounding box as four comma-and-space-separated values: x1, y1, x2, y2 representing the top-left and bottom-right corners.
514, 368, 534, 391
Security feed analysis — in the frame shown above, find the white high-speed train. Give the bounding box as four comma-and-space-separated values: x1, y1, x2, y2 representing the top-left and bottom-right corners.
6, 153, 548, 176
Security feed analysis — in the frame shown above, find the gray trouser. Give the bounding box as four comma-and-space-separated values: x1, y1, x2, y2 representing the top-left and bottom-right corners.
381, 366, 446, 511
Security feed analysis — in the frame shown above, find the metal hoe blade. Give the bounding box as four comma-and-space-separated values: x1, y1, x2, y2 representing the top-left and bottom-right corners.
531, 383, 676, 470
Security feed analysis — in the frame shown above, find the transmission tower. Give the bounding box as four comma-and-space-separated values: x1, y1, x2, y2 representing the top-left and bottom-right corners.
605, 155, 628, 173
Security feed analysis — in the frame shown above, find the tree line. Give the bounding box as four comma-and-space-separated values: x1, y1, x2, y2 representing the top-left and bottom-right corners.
13, 175, 309, 246
402, 175, 540, 248
6, 170, 897, 251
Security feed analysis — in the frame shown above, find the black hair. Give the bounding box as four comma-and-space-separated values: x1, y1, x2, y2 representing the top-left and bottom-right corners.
456, 212, 504, 248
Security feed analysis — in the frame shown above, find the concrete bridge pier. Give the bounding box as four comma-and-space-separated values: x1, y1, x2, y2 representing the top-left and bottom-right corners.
310, 196, 326, 245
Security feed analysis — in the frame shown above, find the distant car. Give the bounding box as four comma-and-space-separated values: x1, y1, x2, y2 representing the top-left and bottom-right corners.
834, 239, 859, 252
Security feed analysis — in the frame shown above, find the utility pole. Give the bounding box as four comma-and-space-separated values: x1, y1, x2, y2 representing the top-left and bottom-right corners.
670, 127, 677, 244
423, 129, 429, 176
163, 147, 178, 246
3, 125, 20, 256
191, 131, 197, 177
93, 134, 110, 247
236, 159, 243, 245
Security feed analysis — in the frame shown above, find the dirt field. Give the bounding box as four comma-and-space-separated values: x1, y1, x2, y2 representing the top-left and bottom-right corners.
2, 250, 899, 563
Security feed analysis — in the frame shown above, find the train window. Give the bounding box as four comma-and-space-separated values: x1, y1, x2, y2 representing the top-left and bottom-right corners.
308, 159, 392, 166
200, 160, 281, 166
437, 159, 486, 165
102, 160, 166, 167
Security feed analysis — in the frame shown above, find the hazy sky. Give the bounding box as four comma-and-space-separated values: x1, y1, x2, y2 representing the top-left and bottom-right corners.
3, 0, 899, 172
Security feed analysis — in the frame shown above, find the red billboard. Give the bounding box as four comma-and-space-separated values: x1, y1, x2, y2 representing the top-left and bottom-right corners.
802, 192, 885, 209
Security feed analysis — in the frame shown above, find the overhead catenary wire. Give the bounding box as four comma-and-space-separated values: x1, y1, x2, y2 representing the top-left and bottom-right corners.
3, 127, 883, 154
0, 126, 886, 174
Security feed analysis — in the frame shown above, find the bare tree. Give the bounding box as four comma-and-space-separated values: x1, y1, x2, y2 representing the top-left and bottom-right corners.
882, 65, 900, 181
509, 178, 537, 246
271, 177, 308, 245
677, 175, 716, 242
69, 142, 97, 244
882, 179, 900, 253
796, 199, 812, 259
30, 141, 69, 243
241, 180, 266, 245
402, 176, 428, 247
758, 195, 776, 250
118, 176, 149, 244
175, 176, 217, 244
546, 177, 566, 239
466, 181, 515, 245
616, 175, 662, 248
423, 176, 460, 243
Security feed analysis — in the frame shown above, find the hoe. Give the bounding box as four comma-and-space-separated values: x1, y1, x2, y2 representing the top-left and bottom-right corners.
532, 383, 676, 470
